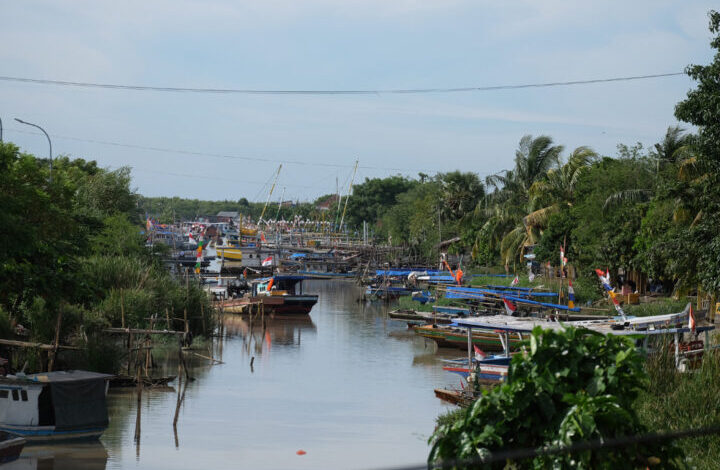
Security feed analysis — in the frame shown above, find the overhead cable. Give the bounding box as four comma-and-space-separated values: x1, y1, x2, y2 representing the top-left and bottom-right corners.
0, 72, 685, 95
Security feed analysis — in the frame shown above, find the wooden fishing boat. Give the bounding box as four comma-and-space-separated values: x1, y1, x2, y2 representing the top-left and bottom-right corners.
414, 324, 525, 351
109, 375, 176, 388
0, 370, 113, 441
388, 309, 454, 325
0, 431, 25, 464
243, 276, 318, 316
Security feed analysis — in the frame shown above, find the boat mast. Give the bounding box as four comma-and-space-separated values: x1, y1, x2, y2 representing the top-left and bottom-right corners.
274, 186, 286, 222
338, 160, 358, 233
259, 164, 282, 226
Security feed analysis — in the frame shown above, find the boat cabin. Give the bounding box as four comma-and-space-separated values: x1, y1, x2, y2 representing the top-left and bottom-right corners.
0, 370, 113, 441
252, 276, 306, 296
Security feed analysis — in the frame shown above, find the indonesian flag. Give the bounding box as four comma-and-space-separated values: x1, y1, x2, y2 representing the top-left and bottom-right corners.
568, 280, 575, 309
595, 269, 612, 291
503, 298, 517, 315
261, 256, 273, 267
510, 275, 519, 287
188, 233, 197, 245
474, 345, 486, 360
688, 304, 696, 333
560, 246, 565, 267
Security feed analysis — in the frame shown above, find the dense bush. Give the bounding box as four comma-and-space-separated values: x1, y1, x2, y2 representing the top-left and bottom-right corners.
429, 326, 680, 469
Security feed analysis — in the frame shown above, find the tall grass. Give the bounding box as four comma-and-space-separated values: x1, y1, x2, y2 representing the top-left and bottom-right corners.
637, 347, 720, 467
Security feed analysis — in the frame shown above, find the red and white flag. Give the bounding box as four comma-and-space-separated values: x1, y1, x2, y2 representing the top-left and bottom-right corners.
188, 233, 197, 245
510, 275, 519, 287
688, 304, 696, 333
474, 345, 486, 360
261, 256, 273, 267
503, 298, 517, 315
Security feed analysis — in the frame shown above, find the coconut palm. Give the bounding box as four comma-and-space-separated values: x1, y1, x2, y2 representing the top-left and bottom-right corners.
478, 135, 564, 265
524, 146, 597, 229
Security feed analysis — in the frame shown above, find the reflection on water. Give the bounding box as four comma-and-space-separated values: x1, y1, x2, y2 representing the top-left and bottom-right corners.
6, 441, 108, 470
19, 281, 455, 470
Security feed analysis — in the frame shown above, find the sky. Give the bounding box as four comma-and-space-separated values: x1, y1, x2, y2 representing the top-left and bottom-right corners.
0, 1, 716, 202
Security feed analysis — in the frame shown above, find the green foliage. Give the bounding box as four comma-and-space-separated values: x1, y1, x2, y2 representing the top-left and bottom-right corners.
429, 327, 680, 469
0, 142, 215, 374
638, 349, 720, 469
345, 175, 419, 229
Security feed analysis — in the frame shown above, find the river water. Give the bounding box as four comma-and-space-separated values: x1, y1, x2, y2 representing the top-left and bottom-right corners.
9, 280, 458, 470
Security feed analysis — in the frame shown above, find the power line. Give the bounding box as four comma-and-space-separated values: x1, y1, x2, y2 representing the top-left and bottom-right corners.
0, 72, 685, 95
6, 127, 425, 173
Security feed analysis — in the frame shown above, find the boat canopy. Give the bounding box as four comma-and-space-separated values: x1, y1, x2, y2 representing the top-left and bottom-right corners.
24, 371, 112, 432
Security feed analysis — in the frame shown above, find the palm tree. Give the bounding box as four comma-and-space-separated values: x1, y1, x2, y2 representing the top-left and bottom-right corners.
478, 135, 564, 266
524, 146, 597, 229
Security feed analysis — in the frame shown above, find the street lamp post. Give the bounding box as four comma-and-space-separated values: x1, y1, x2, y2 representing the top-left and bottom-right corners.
14, 118, 53, 183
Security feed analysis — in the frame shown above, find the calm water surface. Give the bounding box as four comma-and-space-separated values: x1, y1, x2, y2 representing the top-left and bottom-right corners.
10, 281, 459, 470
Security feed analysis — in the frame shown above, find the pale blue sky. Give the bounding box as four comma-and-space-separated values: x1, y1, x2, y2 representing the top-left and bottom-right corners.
0, 1, 715, 201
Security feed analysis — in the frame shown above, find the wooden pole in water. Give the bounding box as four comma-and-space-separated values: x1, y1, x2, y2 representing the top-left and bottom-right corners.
134, 361, 142, 444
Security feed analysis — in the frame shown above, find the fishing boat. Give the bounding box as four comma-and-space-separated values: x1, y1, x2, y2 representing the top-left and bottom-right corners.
414, 324, 526, 351
245, 275, 318, 316
388, 309, 455, 325
0, 370, 113, 441
0, 431, 25, 464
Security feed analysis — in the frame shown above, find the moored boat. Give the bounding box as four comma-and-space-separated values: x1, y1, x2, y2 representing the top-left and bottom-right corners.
0, 370, 113, 442
244, 276, 318, 316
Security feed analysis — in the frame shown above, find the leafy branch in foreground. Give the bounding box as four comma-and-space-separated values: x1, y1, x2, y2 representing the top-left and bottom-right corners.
429, 327, 681, 469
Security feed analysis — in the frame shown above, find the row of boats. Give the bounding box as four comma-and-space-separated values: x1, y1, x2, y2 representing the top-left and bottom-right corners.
383, 272, 714, 405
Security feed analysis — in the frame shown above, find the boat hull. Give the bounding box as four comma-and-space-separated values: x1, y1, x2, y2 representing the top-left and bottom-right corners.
0, 425, 105, 442
249, 295, 319, 315
414, 325, 524, 351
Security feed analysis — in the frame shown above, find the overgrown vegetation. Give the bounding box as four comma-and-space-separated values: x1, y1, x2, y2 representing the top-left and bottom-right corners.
429, 326, 680, 469
0, 144, 213, 373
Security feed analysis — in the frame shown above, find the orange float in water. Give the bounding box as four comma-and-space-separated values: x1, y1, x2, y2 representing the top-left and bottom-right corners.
296, 450, 306, 456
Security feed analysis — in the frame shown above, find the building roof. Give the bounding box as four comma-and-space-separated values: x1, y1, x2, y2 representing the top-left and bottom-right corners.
216, 211, 239, 218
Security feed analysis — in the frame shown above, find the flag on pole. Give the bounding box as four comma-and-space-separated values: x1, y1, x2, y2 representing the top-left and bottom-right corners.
510, 275, 519, 287
503, 298, 517, 315
688, 304, 696, 333
595, 269, 612, 291
608, 291, 627, 319
188, 232, 197, 245
261, 256, 273, 267
568, 279, 575, 309
474, 345, 486, 360
560, 245, 565, 267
